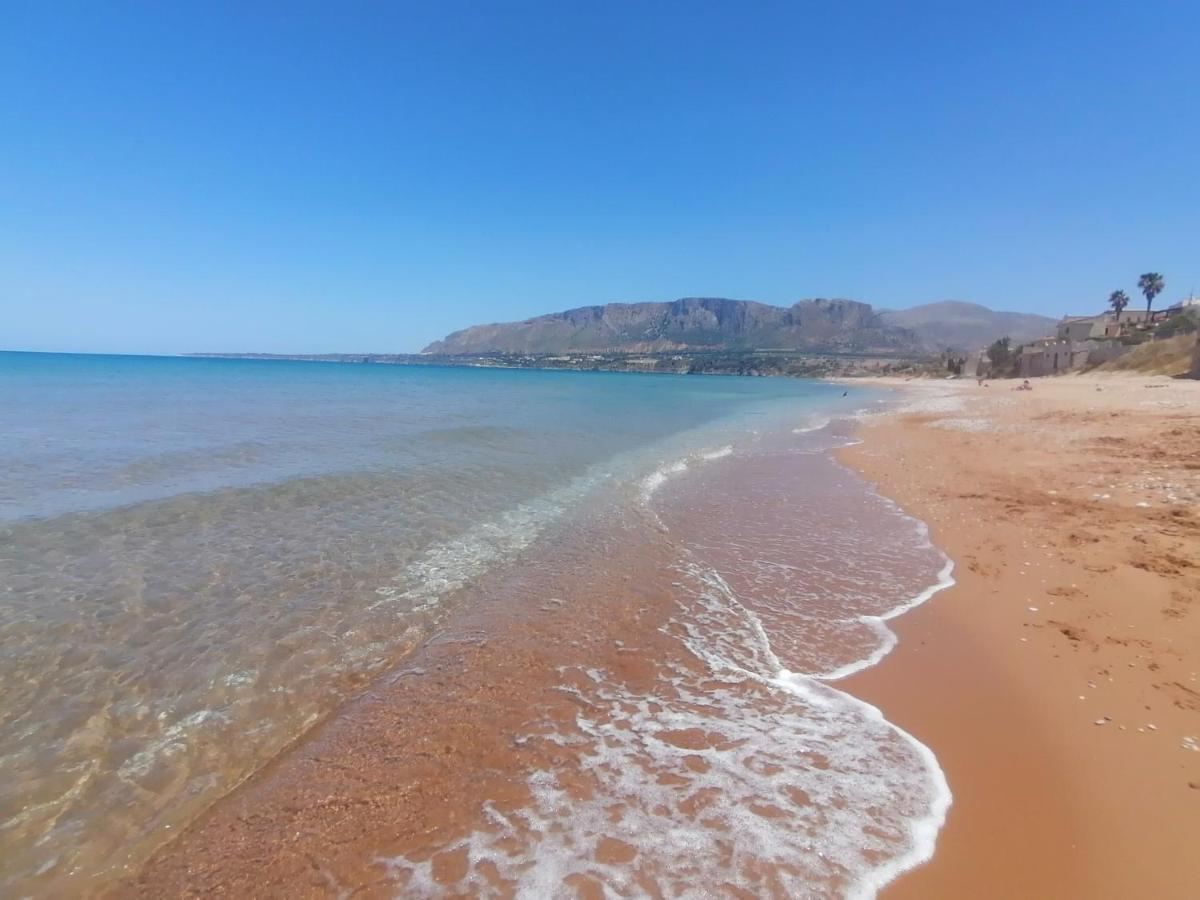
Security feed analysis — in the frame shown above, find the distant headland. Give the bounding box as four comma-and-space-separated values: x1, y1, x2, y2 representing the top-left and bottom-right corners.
191, 297, 1055, 378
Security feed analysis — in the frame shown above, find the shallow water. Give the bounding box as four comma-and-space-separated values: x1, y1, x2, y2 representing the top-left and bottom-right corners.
374, 422, 954, 897
1, 352, 878, 895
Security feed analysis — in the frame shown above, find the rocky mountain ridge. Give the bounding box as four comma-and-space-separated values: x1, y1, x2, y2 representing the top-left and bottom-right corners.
423, 298, 920, 355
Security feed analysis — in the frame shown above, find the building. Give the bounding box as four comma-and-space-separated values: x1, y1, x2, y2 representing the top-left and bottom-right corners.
1056, 310, 1149, 342
1161, 295, 1200, 319
1056, 316, 1102, 342
1018, 341, 1086, 377
963, 348, 989, 378
1017, 339, 1128, 378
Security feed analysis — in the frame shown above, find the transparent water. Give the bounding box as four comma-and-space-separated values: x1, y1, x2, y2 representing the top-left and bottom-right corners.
0, 351, 863, 893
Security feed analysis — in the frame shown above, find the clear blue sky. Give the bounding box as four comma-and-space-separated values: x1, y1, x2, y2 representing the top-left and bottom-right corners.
3, 1, 1198, 354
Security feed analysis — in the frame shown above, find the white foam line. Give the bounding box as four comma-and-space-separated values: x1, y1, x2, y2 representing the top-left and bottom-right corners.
677, 419, 959, 896
791, 414, 831, 434
369, 471, 604, 613
639, 444, 734, 504
756, 559, 957, 896
795, 465, 956, 894
812, 557, 956, 682
381, 401, 959, 898
790, 672, 954, 900
683, 448, 959, 897
687, 551, 955, 898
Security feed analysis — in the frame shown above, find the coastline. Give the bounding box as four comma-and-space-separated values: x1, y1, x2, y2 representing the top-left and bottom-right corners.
91, 371, 1199, 897
113, 387, 957, 897
836, 374, 1200, 898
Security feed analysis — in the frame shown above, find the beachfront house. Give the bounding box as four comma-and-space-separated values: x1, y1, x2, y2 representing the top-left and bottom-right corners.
1018, 312, 1138, 378
1056, 316, 1104, 342
1017, 341, 1084, 377
1056, 310, 1150, 342
1018, 339, 1130, 377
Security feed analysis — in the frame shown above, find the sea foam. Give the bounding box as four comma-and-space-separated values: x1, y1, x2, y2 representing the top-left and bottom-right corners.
638, 445, 733, 504
383, 423, 956, 898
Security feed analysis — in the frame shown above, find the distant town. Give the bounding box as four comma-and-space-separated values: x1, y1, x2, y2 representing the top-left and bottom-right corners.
185, 347, 914, 378
191, 287, 1200, 381
965, 278, 1199, 379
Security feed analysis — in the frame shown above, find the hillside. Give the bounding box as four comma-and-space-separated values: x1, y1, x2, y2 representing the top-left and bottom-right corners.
423, 298, 919, 355
1094, 333, 1199, 378
878, 300, 1054, 350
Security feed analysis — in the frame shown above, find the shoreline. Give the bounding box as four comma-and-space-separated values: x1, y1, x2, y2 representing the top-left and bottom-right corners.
90, 372, 1199, 897
114, 391, 957, 897
836, 374, 1200, 897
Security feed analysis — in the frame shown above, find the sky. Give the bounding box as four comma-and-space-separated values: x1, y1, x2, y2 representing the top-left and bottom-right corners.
2, 1, 1198, 355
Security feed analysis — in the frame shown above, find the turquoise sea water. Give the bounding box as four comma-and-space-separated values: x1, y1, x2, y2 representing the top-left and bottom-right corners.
0, 352, 853, 521
0, 351, 868, 892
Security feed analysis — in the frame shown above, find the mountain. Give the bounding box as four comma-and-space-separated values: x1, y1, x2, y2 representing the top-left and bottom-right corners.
423, 298, 920, 355
878, 301, 1055, 351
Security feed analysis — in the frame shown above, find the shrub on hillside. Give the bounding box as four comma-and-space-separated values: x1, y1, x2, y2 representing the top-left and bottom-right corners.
1155, 309, 1200, 339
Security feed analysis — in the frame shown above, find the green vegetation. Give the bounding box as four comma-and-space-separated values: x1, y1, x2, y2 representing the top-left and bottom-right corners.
1138, 272, 1165, 317
981, 336, 1025, 378
1108, 289, 1130, 321
1155, 308, 1200, 339
986, 336, 1012, 368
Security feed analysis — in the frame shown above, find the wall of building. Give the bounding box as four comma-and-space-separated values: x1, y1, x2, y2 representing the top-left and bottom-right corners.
1058, 320, 1098, 342
1085, 342, 1130, 367
1018, 340, 1128, 377
1019, 342, 1075, 377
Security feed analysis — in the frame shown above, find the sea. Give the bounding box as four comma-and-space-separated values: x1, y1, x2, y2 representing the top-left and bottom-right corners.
0, 351, 952, 897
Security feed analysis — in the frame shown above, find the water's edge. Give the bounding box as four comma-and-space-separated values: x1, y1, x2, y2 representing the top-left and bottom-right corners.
119, 394, 961, 898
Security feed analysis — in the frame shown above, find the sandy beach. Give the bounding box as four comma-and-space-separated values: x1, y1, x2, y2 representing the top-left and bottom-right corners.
8, 2, 1199, 895
113, 391, 960, 898
103, 371, 1200, 898
839, 373, 1200, 898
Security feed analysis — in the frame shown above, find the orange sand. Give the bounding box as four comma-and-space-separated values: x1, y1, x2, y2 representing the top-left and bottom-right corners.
116, 372, 1200, 898
838, 373, 1200, 898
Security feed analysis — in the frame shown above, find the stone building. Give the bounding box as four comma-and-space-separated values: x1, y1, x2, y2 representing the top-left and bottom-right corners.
1017, 339, 1127, 378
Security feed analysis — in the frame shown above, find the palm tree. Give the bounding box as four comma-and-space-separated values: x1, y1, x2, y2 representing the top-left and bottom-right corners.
1108, 290, 1130, 322
1137, 272, 1165, 319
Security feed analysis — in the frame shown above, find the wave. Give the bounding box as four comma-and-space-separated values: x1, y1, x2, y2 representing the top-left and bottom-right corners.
697, 572, 952, 899
791, 414, 832, 434
369, 471, 607, 613
382, 423, 956, 897
638, 444, 733, 504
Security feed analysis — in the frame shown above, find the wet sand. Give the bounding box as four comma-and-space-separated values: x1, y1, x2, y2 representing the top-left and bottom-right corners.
838, 373, 1200, 898
116, 420, 955, 897
110, 372, 1200, 897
